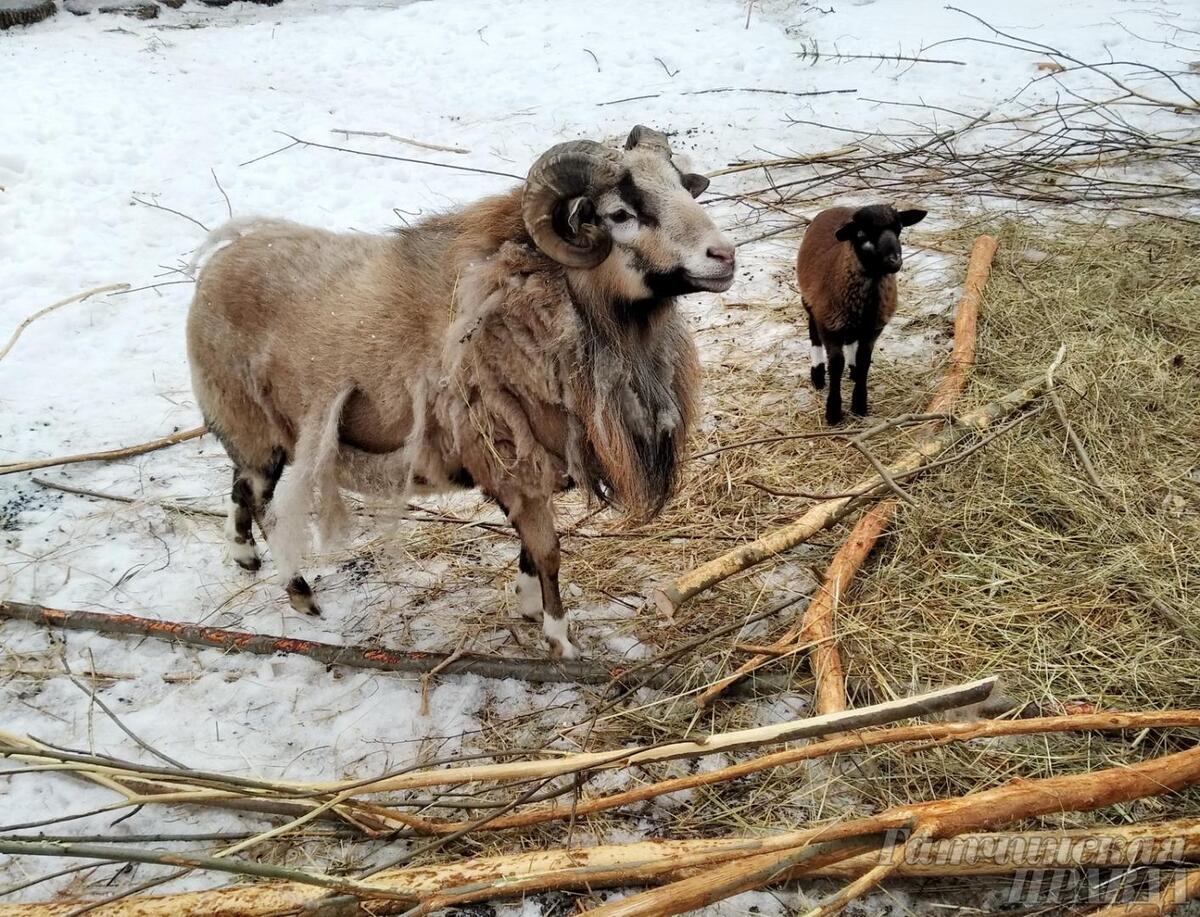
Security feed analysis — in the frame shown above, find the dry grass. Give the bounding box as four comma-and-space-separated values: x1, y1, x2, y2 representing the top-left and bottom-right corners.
835, 219, 1200, 820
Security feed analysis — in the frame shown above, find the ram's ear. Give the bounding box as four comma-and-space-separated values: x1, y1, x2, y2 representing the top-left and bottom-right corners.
560, 196, 597, 238
898, 208, 927, 227
681, 173, 710, 198
835, 221, 857, 242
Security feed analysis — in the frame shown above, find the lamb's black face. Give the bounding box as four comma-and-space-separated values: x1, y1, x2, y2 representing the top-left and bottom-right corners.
835, 204, 927, 277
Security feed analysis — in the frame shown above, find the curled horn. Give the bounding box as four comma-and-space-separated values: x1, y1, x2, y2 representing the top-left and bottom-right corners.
522, 140, 621, 269
625, 124, 672, 155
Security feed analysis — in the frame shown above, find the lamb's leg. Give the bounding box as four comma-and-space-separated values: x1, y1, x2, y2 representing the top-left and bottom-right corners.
806, 303, 826, 390
851, 334, 876, 417
824, 339, 846, 425
508, 499, 576, 660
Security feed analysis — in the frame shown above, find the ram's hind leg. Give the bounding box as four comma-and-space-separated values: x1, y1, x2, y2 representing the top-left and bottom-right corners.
226, 470, 261, 571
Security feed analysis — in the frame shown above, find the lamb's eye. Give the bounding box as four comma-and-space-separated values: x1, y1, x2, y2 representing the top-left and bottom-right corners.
609, 210, 634, 225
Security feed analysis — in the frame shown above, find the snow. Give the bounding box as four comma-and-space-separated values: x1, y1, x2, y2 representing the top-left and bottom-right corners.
1, 0, 1196, 910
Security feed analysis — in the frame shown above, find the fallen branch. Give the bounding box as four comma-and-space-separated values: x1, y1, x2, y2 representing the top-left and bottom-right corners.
695, 233, 999, 709
330, 129, 470, 155
0, 600, 686, 689
11, 758, 1200, 916
0, 427, 206, 476
0, 284, 130, 363
300, 677, 996, 796
279, 133, 523, 180
1091, 867, 1200, 917
406, 711, 1200, 836
33, 477, 224, 518
575, 742, 1200, 917
651, 367, 1044, 616
0, 838, 415, 905
0, 680, 997, 828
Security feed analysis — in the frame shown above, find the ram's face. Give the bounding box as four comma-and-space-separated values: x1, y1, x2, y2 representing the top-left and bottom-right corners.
589, 142, 735, 302
522, 126, 736, 313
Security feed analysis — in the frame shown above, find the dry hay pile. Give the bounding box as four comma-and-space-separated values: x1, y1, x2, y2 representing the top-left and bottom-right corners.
835, 219, 1200, 819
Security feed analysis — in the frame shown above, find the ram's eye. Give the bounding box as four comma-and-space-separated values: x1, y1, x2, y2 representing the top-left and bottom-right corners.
609, 210, 634, 225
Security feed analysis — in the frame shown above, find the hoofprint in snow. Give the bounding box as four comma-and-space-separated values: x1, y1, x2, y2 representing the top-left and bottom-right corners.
0, 0, 1195, 911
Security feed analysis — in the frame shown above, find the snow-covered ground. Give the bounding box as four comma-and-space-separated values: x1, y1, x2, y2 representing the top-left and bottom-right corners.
1, 0, 1196, 910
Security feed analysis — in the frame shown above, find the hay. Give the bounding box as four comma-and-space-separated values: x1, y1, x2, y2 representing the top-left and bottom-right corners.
837, 219, 1200, 818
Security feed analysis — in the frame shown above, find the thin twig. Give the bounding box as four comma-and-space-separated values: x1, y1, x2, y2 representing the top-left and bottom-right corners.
280, 133, 523, 180
1045, 343, 1107, 494
0, 284, 130, 363
210, 168, 232, 219
330, 129, 470, 155
130, 195, 209, 232
61, 665, 188, 770
0, 426, 207, 477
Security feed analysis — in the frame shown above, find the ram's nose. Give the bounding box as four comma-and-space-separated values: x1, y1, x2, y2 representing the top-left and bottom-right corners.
882, 254, 903, 273
707, 244, 735, 269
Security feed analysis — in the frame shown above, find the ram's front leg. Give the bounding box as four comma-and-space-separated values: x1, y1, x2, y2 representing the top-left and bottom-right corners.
506, 496, 577, 660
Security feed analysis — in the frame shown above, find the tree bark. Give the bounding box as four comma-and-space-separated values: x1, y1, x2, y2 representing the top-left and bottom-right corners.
0, 600, 681, 688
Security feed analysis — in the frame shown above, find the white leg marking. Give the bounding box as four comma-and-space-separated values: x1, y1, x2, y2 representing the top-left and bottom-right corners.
810, 344, 825, 368
246, 472, 268, 503
543, 613, 579, 660
226, 499, 259, 567
514, 571, 543, 622
224, 498, 239, 543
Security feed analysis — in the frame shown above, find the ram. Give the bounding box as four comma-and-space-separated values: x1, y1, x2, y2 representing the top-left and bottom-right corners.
186, 126, 736, 659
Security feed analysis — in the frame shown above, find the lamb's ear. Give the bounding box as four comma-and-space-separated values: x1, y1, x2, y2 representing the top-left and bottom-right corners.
835, 221, 857, 242
681, 173, 710, 198
898, 209, 927, 227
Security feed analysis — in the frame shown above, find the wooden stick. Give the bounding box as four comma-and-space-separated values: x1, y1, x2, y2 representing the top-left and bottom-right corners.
0, 427, 206, 476
1090, 867, 1200, 917
696, 233, 999, 710
926, 234, 998, 414
330, 128, 469, 155
0, 600, 685, 689
0, 284, 130, 363
8, 820, 1199, 917
0, 839, 416, 904
411, 711, 1200, 835
298, 677, 995, 796
0, 678, 996, 807
488, 833, 894, 917
651, 371, 1046, 615
573, 742, 1200, 917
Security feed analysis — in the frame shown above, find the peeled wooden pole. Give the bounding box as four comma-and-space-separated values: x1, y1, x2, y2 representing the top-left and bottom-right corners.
1090, 868, 1200, 917
576, 742, 1200, 917
652, 369, 1045, 616
415, 711, 1200, 835
695, 233, 999, 711
8, 752, 1199, 917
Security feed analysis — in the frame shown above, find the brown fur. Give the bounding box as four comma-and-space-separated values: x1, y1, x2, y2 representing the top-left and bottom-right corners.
796, 206, 897, 337
187, 161, 717, 656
